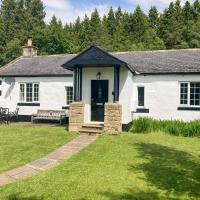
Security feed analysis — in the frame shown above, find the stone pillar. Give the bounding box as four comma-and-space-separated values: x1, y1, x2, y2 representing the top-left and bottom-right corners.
104, 102, 122, 134
69, 102, 85, 132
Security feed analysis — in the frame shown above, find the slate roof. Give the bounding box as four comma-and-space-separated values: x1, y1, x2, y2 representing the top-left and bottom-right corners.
0, 47, 200, 77
63, 45, 128, 70
114, 49, 200, 74
0, 55, 74, 77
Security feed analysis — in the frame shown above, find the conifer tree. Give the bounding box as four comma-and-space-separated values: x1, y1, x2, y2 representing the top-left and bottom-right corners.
149, 6, 159, 30
1, 0, 19, 42
81, 15, 92, 49
131, 6, 149, 42
90, 9, 102, 45
183, 1, 194, 21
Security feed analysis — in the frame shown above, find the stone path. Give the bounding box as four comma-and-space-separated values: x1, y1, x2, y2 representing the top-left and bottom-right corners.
0, 134, 97, 186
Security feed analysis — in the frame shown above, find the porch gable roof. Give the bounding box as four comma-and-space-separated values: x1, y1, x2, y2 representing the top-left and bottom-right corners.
63, 45, 134, 72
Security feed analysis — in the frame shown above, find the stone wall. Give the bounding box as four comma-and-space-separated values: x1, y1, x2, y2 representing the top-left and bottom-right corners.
104, 103, 122, 134
69, 102, 85, 132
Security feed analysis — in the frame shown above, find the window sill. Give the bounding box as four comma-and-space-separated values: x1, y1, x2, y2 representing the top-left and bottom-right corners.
178, 107, 200, 111
62, 106, 70, 110
17, 103, 40, 106
132, 108, 150, 113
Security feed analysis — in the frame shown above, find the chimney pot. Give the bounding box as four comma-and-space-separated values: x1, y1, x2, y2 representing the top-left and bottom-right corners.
27, 37, 33, 46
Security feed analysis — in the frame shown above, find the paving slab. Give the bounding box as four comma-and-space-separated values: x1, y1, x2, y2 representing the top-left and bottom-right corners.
6, 166, 33, 177
27, 158, 59, 171
12, 167, 39, 180
0, 174, 16, 185
0, 134, 97, 186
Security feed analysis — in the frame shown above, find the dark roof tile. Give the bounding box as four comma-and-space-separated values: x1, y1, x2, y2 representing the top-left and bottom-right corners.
0, 55, 75, 77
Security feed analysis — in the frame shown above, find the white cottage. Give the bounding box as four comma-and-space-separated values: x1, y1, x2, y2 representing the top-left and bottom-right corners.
0, 38, 200, 133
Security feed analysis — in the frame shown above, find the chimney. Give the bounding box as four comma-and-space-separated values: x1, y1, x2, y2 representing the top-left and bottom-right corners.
22, 37, 37, 57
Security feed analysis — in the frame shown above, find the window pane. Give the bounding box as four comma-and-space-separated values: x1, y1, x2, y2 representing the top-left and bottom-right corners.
190, 82, 200, 106
26, 83, 33, 102
34, 84, 39, 102
66, 87, 73, 105
138, 87, 144, 107
180, 83, 188, 105
20, 84, 25, 102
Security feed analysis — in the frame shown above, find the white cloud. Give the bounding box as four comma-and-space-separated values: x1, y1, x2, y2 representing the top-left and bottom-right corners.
42, 0, 111, 24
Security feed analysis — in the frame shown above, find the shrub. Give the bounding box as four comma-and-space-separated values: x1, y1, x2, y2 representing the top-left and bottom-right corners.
130, 117, 200, 137
130, 117, 153, 133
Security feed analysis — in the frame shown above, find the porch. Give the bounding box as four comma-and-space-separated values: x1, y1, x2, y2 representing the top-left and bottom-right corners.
63, 45, 128, 134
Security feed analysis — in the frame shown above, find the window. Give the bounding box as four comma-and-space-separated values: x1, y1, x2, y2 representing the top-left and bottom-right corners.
180, 82, 200, 106
20, 84, 25, 102
34, 84, 39, 102
26, 83, 33, 102
180, 83, 188, 105
190, 83, 200, 106
20, 83, 39, 103
66, 86, 73, 105
138, 86, 145, 107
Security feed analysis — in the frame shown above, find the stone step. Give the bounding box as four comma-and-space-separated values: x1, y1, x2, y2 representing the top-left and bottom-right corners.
82, 123, 104, 130
79, 129, 104, 135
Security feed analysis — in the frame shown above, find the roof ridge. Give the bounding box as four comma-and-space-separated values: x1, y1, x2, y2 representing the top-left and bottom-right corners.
34, 54, 77, 58
112, 48, 200, 54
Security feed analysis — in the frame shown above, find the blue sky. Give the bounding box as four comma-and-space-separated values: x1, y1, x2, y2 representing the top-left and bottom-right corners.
42, 0, 194, 24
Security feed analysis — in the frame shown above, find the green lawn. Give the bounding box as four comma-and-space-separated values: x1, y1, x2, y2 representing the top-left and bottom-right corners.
0, 125, 76, 173
0, 132, 199, 200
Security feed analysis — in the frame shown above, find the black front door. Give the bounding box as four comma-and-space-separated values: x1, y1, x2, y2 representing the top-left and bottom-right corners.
91, 80, 108, 122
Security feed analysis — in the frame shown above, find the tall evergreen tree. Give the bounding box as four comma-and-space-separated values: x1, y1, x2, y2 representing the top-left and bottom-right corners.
183, 1, 194, 21
149, 6, 159, 30
106, 7, 117, 36
193, 0, 200, 20
1, 0, 19, 42
159, 1, 184, 48
25, 0, 45, 29
81, 15, 92, 49
89, 9, 102, 45
131, 6, 149, 42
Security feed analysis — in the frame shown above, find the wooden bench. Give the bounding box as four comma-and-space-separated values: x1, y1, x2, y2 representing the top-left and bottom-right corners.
32, 110, 67, 124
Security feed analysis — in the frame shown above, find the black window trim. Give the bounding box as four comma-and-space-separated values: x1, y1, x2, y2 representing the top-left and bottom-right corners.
66, 86, 73, 106
137, 86, 145, 107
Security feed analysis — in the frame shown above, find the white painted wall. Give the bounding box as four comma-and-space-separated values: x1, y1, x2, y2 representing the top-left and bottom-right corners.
131, 74, 200, 122
0, 72, 199, 123
119, 69, 134, 124
0, 76, 73, 116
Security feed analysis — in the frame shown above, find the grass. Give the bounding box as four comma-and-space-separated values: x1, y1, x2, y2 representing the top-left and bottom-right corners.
0, 124, 76, 173
0, 132, 200, 200
130, 117, 200, 137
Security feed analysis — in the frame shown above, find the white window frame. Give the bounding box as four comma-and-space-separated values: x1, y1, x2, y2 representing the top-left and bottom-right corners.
179, 82, 200, 107
66, 86, 73, 106
137, 86, 145, 108
19, 83, 40, 103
